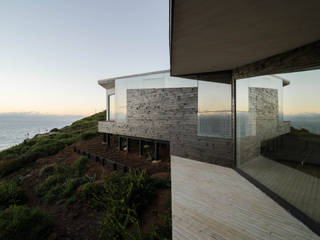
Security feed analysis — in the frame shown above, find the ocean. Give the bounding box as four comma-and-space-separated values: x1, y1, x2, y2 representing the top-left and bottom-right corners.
0, 113, 83, 151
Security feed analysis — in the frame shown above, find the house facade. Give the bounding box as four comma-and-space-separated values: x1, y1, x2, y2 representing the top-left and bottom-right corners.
168, 0, 320, 239
98, 0, 320, 239
98, 70, 233, 166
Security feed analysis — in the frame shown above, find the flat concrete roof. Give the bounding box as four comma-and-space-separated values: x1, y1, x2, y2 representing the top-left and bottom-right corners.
98, 70, 169, 88
98, 70, 170, 90
170, 0, 320, 76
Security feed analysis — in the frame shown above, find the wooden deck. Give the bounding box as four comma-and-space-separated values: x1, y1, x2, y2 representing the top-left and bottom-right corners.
241, 156, 320, 224
171, 156, 319, 240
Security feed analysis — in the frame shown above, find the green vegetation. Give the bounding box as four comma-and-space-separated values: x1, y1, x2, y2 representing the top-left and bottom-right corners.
150, 211, 172, 240
0, 111, 172, 239
80, 169, 171, 240
0, 111, 105, 177
36, 156, 90, 204
0, 178, 27, 209
72, 156, 89, 176
0, 205, 54, 240
39, 164, 57, 179
0, 177, 54, 240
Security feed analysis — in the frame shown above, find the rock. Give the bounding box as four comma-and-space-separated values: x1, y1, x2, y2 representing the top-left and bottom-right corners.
152, 160, 161, 164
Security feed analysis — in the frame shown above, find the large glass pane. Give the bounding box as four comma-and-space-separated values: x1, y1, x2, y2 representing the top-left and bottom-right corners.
236, 70, 320, 225
108, 94, 116, 121
198, 81, 232, 138
114, 71, 197, 122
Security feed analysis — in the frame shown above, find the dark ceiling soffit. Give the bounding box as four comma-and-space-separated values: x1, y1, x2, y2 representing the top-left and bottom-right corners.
233, 40, 320, 79
169, 0, 174, 77
177, 70, 232, 84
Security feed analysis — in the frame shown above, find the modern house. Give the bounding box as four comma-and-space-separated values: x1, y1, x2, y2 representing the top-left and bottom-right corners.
98, 0, 320, 239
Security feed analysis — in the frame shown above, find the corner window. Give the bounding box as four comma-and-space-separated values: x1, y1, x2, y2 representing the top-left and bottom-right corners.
236, 70, 320, 225
198, 81, 232, 138
108, 94, 115, 121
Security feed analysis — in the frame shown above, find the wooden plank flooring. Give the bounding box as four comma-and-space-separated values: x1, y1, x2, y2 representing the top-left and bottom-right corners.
171, 156, 319, 240
241, 156, 320, 223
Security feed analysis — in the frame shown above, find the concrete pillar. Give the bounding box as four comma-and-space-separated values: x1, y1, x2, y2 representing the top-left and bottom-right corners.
139, 140, 143, 156
107, 133, 111, 147
126, 137, 129, 153
154, 142, 159, 160
118, 136, 122, 150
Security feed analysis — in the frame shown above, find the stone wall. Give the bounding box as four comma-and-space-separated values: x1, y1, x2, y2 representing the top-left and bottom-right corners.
99, 87, 233, 167
238, 87, 290, 166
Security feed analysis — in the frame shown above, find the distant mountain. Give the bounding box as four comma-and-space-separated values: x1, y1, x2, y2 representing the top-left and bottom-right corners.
284, 113, 320, 135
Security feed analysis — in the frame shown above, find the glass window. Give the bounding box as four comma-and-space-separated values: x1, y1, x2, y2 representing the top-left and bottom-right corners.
108, 94, 115, 121
236, 70, 320, 225
198, 81, 232, 138
114, 71, 197, 122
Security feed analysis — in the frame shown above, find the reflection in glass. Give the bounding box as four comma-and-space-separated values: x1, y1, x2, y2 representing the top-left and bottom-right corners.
198, 81, 232, 138
236, 70, 320, 225
108, 94, 115, 121
114, 72, 197, 122
111, 71, 232, 139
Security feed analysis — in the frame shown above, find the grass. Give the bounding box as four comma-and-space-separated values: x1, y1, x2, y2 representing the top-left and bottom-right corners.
0, 205, 54, 240
0, 178, 27, 209
0, 111, 105, 177
72, 156, 89, 176
0, 178, 54, 240
80, 169, 171, 240
149, 211, 172, 240
36, 156, 90, 204
39, 164, 57, 179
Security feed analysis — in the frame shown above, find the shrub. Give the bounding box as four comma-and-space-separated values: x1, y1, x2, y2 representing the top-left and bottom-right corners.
60, 177, 87, 199
80, 130, 98, 140
79, 182, 105, 208
149, 211, 172, 240
72, 156, 89, 176
37, 161, 90, 204
50, 128, 59, 132
0, 179, 27, 209
86, 170, 156, 239
36, 174, 66, 197
42, 184, 65, 204
0, 205, 54, 240
39, 164, 57, 179
0, 159, 24, 177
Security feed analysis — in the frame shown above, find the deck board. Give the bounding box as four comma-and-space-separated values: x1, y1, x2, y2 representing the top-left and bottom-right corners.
172, 156, 319, 240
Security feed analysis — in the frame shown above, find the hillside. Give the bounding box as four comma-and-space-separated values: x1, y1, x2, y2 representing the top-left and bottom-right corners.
0, 111, 171, 240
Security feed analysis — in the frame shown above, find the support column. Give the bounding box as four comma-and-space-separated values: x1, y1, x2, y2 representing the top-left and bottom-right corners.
126, 137, 129, 153
139, 140, 143, 156
154, 142, 159, 160
106, 133, 111, 147
118, 136, 122, 151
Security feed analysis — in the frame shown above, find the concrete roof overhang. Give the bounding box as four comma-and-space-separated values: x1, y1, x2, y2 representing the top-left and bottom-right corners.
170, 0, 320, 77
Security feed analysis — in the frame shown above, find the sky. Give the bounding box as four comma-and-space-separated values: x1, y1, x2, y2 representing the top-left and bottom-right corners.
236, 69, 320, 115
0, 0, 169, 116
280, 70, 320, 115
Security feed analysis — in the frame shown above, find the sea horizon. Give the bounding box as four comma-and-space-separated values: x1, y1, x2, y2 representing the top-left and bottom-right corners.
0, 113, 84, 151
